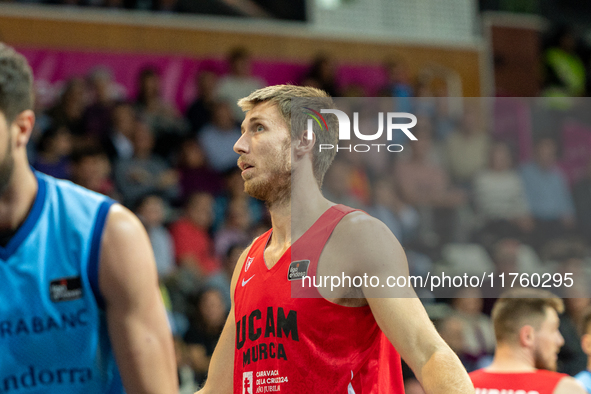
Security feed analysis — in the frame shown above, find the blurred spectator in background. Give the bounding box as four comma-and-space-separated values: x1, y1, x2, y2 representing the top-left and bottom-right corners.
186, 70, 217, 137
214, 198, 251, 258
46, 77, 88, 139
135, 194, 176, 280
368, 177, 419, 245
136, 66, 178, 121
432, 97, 458, 142
83, 67, 121, 141
398, 115, 444, 165
491, 238, 520, 277
216, 242, 245, 309
573, 157, 591, 241
301, 54, 339, 97
451, 288, 496, 370
70, 146, 118, 198
346, 148, 375, 206
437, 314, 473, 371
32, 125, 73, 180
395, 129, 466, 245
198, 101, 241, 173
114, 118, 179, 207
176, 139, 224, 199
474, 141, 533, 246
170, 192, 220, 281
135, 66, 188, 158
183, 287, 228, 387
322, 159, 365, 209
383, 57, 414, 98
213, 169, 264, 231
216, 47, 264, 121
174, 339, 199, 394
558, 276, 590, 376
520, 138, 575, 249
543, 27, 586, 97
444, 108, 490, 186
103, 100, 135, 163
483, 237, 545, 313
381, 57, 413, 114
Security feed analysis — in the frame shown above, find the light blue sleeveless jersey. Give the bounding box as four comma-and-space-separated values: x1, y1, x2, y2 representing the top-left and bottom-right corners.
576, 370, 591, 393
0, 171, 124, 393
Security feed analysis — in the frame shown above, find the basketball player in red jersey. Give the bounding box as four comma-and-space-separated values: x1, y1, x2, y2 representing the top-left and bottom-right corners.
470, 289, 585, 394
196, 85, 472, 393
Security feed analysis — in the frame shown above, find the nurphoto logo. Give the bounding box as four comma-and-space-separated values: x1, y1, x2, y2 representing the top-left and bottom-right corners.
305, 108, 417, 153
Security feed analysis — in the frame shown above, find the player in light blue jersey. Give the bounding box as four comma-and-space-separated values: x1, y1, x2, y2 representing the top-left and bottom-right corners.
0, 43, 178, 393
576, 307, 591, 393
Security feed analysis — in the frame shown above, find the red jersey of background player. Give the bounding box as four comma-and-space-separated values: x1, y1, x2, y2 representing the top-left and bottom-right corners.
469, 369, 568, 394
233, 205, 404, 393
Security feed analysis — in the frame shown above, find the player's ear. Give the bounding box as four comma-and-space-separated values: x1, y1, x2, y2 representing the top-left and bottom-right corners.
581, 333, 591, 355
12, 109, 35, 148
293, 130, 315, 159
519, 325, 535, 347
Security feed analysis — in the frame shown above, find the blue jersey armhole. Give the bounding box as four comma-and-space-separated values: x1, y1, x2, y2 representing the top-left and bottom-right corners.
88, 199, 115, 309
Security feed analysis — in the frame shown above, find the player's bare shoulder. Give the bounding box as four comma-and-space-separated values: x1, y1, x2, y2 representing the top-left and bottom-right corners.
332, 210, 392, 241
554, 376, 587, 394
104, 203, 142, 234
315, 209, 410, 300
327, 210, 404, 272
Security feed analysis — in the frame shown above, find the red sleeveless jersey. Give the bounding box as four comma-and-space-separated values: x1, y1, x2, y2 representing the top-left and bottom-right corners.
469, 369, 568, 394
233, 205, 404, 393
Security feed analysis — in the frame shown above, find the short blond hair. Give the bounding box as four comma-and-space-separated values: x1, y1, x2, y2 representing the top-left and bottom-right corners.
492, 289, 564, 344
238, 84, 338, 187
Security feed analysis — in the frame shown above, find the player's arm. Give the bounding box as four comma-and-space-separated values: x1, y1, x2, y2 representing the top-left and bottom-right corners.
196, 243, 251, 394
336, 214, 473, 394
99, 204, 178, 394
554, 376, 587, 394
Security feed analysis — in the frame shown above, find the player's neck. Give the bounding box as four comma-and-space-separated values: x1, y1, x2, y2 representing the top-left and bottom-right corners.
290, 171, 334, 243
0, 164, 37, 232
267, 171, 333, 248
486, 344, 537, 373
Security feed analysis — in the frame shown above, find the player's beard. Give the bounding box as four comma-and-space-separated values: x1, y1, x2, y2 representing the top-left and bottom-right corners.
0, 133, 14, 196
533, 345, 557, 371
244, 139, 291, 208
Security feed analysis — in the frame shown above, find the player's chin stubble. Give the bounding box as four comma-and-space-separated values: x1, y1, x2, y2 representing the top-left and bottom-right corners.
245, 171, 291, 207
244, 143, 291, 207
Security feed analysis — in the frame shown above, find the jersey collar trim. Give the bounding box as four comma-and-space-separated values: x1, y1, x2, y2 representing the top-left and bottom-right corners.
0, 172, 47, 260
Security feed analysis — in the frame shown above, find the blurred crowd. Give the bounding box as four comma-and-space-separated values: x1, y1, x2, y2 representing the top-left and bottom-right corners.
25, 46, 591, 392
0, 0, 306, 20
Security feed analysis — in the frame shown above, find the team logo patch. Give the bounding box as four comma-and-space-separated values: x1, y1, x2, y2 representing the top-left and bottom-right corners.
49, 276, 83, 302
245, 256, 254, 272
288, 260, 310, 281
242, 371, 254, 394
